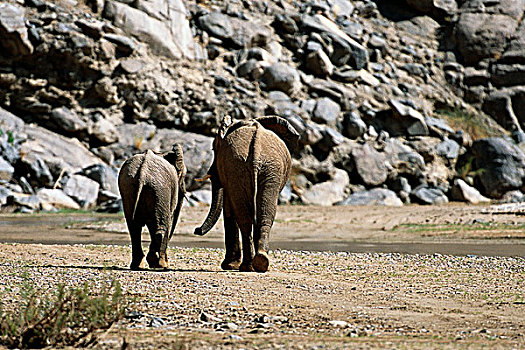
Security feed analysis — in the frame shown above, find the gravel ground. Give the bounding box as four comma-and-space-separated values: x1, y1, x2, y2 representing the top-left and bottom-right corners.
0, 242, 524, 349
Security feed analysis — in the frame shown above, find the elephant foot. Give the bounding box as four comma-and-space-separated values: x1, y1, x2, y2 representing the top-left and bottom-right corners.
253, 252, 269, 273
221, 259, 241, 270
146, 252, 161, 268
130, 260, 145, 271
239, 262, 254, 272
158, 256, 169, 270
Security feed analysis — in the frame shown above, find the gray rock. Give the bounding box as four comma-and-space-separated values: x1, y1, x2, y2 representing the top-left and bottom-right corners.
491, 64, 525, 87
352, 143, 388, 186
37, 188, 80, 210
330, 0, 355, 17
278, 181, 293, 204
425, 116, 455, 136
411, 185, 449, 205
0, 185, 13, 206
454, 0, 525, 65
396, 16, 440, 37
501, 19, 525, 64
312, 97, 340, 126
198, 12, 233, 42
118, 58, 146, 74
259, 63, 302, 96
463, 67, 490, 86
315, 126, 345, 154
79, 164, 119, 194
63, 174, 100, 208
103, 33, 137, 55
0, 157, 14, 182
300, 168, 349, 206
337, 188, 403, 206
482, 90, 522, 131
389, 177, 411, 203
384, 138, 426, 180
451, 178, 490, 204
17, 153, 54, 188
306, 79, 356, 110
89, 118, 119, 145
237, 59, 268, 80
373, 100, 429, 137
472, 137, 525, 198
342, 111, 367, 139
435, 138, 460, 160
199, 12, 272, 48
400, 63, 429, 78
301, 14, 368, 69
104, 0, 200, 60
272, 13, 298, 35
0, 3, 34, 56
6, 193, 41, 212
50, 107, 88, 135
305, 49, 334, 77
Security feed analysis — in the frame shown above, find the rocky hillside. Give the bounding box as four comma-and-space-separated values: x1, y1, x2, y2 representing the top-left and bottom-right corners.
1, 0, 525, 213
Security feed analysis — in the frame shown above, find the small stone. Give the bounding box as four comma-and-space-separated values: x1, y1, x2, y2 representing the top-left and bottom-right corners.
200, 312, 222, 323
329, 320, 349, 328
149, 317, 166, 328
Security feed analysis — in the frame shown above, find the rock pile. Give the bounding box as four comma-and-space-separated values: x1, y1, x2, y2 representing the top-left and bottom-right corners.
0, 0, 524, 213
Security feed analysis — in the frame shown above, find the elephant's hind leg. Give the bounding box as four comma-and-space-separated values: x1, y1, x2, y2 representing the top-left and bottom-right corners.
221, 198, 241, 270
146, 225, 162, 269
128, 223, 145, 270
253, 181, 280, 273
237, 219, 255, 272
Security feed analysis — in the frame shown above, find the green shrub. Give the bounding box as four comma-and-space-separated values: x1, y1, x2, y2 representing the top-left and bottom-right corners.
435, 108, 504, 140
0, 277, 127, 349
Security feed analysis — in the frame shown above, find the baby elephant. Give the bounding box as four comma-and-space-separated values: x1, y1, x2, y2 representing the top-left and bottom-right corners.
118, 145, 186, 270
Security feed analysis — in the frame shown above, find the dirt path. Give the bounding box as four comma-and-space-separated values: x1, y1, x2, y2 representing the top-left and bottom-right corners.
0, 204, 524, 349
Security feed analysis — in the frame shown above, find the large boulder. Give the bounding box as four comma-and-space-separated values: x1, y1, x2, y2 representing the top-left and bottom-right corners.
0, 3, 33, 57
198, 12, 273, 48
63, 174, 100, 208
37, 188, 80, 210
20, 125, 103, 177
300, 168, 349, 206
0, 157, 14, 182
103, 0, 201, 60
450, 178, 491, 204
337, 188, 403, 206
352, 143, 388, 187
454, 0, 525, 65
501, 18, 525, 63
373, 100, 429, 137
471, 137, 525, 198
259, 63, 302, 96
411, 185, 449, 205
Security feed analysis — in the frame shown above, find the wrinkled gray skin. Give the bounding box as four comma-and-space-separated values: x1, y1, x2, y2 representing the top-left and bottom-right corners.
195, 116, 299, 272
118, 144, 186, 270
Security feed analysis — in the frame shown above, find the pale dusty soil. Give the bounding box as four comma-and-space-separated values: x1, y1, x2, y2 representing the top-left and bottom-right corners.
0, 204, 524, 349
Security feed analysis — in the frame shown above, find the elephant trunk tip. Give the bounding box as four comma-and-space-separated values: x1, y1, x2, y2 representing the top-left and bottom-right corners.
194, 227, 205, 236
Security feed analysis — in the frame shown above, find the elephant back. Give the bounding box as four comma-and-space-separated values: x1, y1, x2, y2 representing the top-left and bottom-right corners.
255, 116, 299, 154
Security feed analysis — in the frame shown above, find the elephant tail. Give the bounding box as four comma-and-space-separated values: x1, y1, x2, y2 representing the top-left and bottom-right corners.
250, 121, 262, 224
132, 150, 151, 220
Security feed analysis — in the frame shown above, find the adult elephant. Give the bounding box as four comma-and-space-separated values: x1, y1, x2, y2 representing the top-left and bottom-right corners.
119, 144, 186, 270
194, 116, 299, 272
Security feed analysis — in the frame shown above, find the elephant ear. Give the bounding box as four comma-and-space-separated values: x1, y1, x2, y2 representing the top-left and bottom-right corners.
256, 115, 300, 153
218, 115, 233, 139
